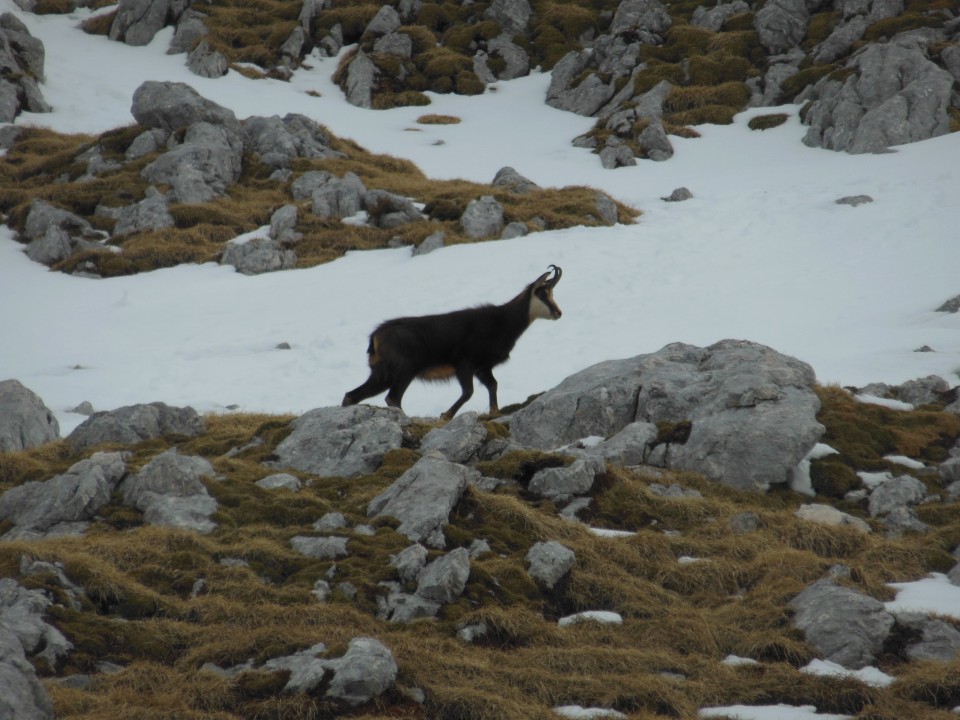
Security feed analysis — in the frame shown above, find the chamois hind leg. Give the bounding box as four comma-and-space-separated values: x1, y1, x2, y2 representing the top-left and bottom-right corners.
441, 366, 475, 421
385, 372, 415, 411
476, 367, 499, 416
342, 372, 391, 407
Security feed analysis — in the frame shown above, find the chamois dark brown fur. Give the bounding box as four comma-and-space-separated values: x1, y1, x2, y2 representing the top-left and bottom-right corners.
342, 265, 563, 420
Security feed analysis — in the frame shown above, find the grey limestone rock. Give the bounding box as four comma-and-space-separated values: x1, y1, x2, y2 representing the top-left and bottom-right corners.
789, 578, 894, 669
141, 120, 243, 203
310, 172, 367, 218
413, 231, 445, 256
367, 452, 478, 546
109, 0, 183, 46
344, 50, 377, 108
364, 4, 401, 37
243, 113, 340, 169
900, 615, 960, 662
526, 541, 575, 589
187, 39, 228, 78
121, 448, 218, 533
509, 340, 824, 493
662, 187, 693, 202
483, 0, 531, 34
273, 405, 408, 478
415, 547, 470, 604
22, 199, 104, 265
68, 401, 204, 451
0, 379, 59, 452
691, 1, 749, 31
324, 637, 398, 706
868, 475, 927, 517
582, 422, 658, 466
269, 204, 301, 243
257, 473, 302, 491
125, 128, 169, 160
0, 452, 126, 540
528, 456, 606, 500
0, 579, 62, 720
291, 535, 349, 559
754, 0, 819, 54
220, 237, 297, 275
112, 187, 174, 237
795, 503, 871, 533
610, 0, 672, 38
896, 375, 949, 406
132, 80, 239, 133
390, 543, 429, 584
364, 189, 424, 229
802, 43, 954, 154
373, 31, 412, 58
460, 195, 504, 239
835, 194, 873, 207
419, 411, 488, 464
167, 9, 207, 54
492, 166, 539, 194
485, 33, 529, 80
0, 13, 50, 122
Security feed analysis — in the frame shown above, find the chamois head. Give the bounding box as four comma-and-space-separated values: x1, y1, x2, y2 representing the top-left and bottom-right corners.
528, 264, 563, 322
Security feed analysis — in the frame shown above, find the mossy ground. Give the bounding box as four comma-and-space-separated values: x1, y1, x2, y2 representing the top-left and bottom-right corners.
2, 387, 960, 719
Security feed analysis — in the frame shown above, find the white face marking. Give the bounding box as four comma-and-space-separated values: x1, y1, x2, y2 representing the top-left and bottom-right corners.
529, 289, 561, 322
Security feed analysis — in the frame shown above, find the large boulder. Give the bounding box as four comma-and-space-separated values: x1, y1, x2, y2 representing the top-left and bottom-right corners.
0, 379, 59, 452
802, 41, 955, 153
789, 578, 894, 669
754, 0, 821, 54
509, 340, 824, 492
367, 452, 478, 546
131, 80, 238, 132
272, 406, 408, 477
67, 402, 204, 451
0, 452, 126, 540
526, 541, 576, 590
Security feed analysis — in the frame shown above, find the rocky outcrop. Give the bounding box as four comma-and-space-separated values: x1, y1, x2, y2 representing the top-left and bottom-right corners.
0, 13, 50, 122
802, 40, 955, 154
0, 452, 126, 540
0, 379, 60, 452
67, 402, 204, 452
508, 340, 824, 492
272, 406, 408, 478
367, 452, 477, 546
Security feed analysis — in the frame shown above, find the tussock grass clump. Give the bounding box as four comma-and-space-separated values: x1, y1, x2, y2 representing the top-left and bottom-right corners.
417, 113, 462, 125
748, 113, 790, 131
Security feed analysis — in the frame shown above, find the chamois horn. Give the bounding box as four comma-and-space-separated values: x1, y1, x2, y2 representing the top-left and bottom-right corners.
536, 264, 562, 289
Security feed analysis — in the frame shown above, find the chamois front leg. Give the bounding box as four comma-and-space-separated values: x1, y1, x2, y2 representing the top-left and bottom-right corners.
476, 367, 499, 416
441, 366, 475, 421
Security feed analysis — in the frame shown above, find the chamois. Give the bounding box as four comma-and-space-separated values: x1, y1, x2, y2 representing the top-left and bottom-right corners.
342, 265, 563, 420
